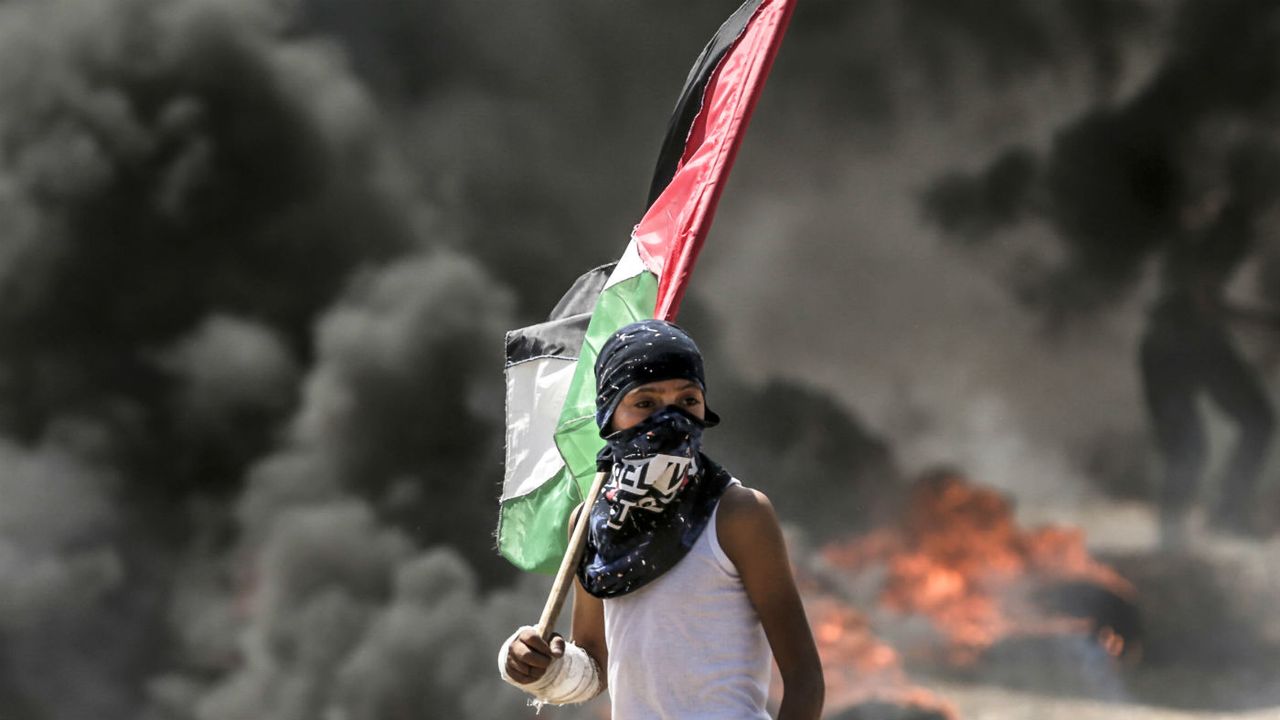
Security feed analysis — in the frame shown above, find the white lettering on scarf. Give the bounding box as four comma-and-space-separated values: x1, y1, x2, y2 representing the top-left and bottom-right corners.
605, 453, 698, 529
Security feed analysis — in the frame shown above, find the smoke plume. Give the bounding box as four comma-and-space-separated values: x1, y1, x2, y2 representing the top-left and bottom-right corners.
923, 0, 1280, 321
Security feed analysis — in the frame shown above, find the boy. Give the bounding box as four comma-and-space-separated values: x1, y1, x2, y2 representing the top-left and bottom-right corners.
499, 320, 824, 719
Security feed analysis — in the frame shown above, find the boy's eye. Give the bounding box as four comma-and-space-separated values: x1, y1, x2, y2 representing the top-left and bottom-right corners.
681, 396, 702, 405
633, 399, 655, 409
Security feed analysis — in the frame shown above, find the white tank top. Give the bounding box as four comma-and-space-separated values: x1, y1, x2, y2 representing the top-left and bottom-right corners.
602, 481, 772, 719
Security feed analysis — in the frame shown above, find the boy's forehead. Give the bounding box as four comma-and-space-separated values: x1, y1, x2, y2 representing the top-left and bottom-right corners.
626, 379, 702, 394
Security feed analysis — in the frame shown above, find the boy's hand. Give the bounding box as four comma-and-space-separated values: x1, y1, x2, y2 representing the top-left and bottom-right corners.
504, 626, 566, 684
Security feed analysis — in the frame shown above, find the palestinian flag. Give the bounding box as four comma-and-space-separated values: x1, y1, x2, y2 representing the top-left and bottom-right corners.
497, 0, 796, 573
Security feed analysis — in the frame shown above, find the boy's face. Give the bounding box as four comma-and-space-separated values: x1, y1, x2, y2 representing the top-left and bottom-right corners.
610, 378, 706, 432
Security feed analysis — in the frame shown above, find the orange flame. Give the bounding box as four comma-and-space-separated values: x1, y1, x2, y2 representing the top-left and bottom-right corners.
790, 595, 959, 719
817, 472, 1136, 667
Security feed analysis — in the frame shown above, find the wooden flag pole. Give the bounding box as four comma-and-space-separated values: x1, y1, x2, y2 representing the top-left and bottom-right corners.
535, 469, 609, 641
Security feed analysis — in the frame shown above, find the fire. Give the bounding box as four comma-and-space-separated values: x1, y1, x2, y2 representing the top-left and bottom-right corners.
816, 471, 1137, 668
809, 597, 901, 677
787, 595, 959, 719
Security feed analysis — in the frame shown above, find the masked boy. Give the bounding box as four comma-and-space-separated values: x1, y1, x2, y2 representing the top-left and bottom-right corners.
499, 319, 824, 719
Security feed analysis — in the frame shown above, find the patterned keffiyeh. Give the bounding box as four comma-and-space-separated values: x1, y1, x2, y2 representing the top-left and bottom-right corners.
578, 407, 733, 598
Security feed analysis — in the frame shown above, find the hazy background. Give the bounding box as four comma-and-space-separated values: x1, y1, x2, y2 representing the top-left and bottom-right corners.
1, 0, 1279, 718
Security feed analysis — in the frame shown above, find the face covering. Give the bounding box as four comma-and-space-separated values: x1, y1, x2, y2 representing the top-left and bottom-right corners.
597, 405, 705, 529
576, 321, 733, 599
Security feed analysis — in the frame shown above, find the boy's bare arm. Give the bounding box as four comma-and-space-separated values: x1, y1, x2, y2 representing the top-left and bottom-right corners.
569, 503, 609, 680
719, 486, 825, 720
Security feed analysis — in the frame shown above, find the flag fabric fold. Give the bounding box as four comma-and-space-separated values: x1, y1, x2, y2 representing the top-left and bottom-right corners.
497, 0, 796, 574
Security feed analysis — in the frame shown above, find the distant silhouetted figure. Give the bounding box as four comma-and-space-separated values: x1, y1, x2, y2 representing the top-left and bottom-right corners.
1140, 167, 1278, 548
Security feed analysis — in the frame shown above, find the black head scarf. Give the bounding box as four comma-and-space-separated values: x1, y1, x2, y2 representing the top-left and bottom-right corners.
593, 319, 720, 436
577, 320, 732, 599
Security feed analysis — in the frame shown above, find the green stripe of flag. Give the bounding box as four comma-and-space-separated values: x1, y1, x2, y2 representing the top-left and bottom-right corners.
495, 464, 580, 574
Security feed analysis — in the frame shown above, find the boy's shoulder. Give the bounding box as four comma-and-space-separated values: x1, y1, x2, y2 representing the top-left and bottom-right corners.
718, 482, 771, 514
715, 483, 781, 551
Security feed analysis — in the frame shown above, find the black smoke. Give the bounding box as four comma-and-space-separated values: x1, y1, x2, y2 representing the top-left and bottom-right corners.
924, 0, 1280, 322
712, 377, 901, 539
0, 0, 531, 717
